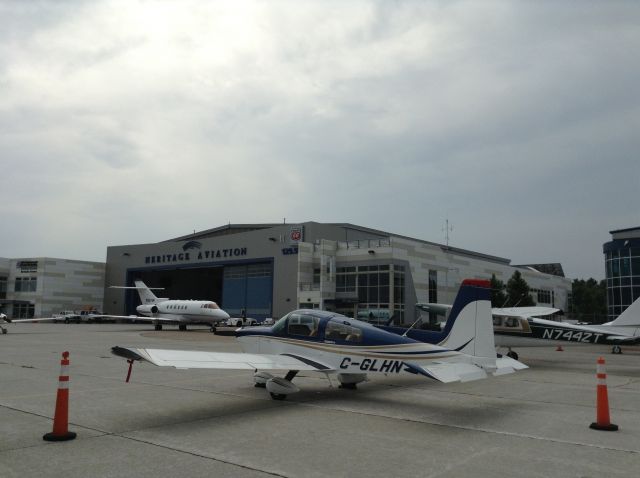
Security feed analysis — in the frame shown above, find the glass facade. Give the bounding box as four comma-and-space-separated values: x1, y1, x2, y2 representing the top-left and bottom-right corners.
335, 264, 405, 321
604, 234, 640, 321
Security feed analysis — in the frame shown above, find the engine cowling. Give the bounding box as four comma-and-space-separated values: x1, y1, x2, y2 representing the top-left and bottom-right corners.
136, 304, 158, 315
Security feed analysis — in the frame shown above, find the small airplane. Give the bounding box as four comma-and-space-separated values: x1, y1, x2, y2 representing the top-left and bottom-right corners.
107, 280, 231, 332
379, 293, 640, 359
112, 279, 527, 401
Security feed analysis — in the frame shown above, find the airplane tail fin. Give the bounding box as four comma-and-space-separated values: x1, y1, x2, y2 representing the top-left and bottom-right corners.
607, 297, 640, 327
133, 281, 161, 305
439, 279, 495, 358
426, 278, 527, 380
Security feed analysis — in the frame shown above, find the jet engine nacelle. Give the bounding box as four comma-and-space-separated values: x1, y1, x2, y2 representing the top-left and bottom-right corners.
137, 304, 158, 315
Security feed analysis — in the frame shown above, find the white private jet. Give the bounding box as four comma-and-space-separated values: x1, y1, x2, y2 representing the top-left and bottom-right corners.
379, 295, 640, 360
107, 280, 231, 332
112, 279, 527, 401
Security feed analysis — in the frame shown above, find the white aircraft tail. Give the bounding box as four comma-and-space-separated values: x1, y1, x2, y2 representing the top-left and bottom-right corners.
436, 279, 527, 377
606, 297, 640, 327
110, 281, 167, 304
133, 280, 160, 304
439, 279, 495, 359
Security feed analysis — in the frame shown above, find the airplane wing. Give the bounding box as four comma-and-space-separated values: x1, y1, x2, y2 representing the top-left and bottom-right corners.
112, 346, 335, 372
6, 317, 63, 323
99, 315, 183, 323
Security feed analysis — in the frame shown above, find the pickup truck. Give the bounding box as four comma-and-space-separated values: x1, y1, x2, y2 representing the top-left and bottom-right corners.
226, 317, 258, 327
53, 310, 103, 323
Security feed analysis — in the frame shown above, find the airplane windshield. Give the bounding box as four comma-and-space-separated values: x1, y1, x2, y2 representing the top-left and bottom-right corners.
272, 316, 288, 334
325, 320, 363, 343
287, 313, 320, 337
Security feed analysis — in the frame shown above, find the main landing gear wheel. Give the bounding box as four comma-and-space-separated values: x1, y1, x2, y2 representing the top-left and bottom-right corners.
339, 382, 358, 390
210, 326, 216, 334
270, 392, 287, 400
178, 324, 187, 331
612, 345, 622, 354
154, 324, 162, 331
1, 328, 6, 335
506, 350, 519, 360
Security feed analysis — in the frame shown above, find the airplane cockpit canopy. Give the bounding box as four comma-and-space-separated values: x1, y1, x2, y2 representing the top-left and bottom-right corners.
202, 302, 220, 309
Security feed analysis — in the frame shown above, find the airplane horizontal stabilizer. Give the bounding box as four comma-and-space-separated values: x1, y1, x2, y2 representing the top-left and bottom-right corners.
112, 347, 334, 372
404, 361, 488, 383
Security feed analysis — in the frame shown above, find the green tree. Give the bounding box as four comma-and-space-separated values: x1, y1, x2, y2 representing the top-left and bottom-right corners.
570, 278, 606, 322
490, 274, 507, 308
505, 270, 536, 307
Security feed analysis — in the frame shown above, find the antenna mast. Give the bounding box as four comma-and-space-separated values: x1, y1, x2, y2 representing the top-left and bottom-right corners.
443, 218, 453, 248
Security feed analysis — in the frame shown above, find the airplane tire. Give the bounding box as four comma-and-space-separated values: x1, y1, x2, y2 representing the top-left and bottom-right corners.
154, 324, 162, 331
2, 328, 6, 334
507, 351, 519, 360
179, 325, 187, 331
612, 345, 622, 354
270, 392, 287, 400
210, 326, 216, 333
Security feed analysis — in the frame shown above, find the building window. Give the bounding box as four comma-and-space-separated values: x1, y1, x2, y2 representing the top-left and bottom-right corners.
15, 277, 37, 292
0, 277, 6, 300
13, 303, 35, 318
532, 289, 552, 304
17, 261, 38, 273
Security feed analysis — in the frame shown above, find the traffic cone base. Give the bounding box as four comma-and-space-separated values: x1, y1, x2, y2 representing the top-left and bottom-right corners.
43, 431, 77, 441
589, 422, 618, 431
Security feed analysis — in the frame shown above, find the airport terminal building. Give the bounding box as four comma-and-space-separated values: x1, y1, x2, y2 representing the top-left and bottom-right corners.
104, 222, 572, 324
0, 257, 105, 319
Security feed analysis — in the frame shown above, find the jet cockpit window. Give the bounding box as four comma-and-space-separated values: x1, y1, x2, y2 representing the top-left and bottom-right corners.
287, 313, 320, 337
325, 320, 363, 343
202, 303, 219, 309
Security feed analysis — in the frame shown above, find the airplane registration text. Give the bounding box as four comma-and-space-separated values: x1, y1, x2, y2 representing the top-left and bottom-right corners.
340, 357, 404, 373
541, 328, 604, 343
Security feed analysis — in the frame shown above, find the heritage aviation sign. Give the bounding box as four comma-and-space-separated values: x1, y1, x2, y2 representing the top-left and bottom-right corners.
145, 245, 248, 264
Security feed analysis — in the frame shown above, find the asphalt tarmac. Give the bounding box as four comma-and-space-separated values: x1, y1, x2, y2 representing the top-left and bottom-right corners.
1, 323, 639, 477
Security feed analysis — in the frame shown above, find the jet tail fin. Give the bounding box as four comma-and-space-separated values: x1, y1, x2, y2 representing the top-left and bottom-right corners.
110, 281, 163, 304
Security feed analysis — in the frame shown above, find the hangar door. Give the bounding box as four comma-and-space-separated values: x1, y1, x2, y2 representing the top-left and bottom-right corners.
223, 263, 272, 319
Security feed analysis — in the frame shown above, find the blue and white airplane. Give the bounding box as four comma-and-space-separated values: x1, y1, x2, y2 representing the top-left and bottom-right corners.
112, 279, 526, 400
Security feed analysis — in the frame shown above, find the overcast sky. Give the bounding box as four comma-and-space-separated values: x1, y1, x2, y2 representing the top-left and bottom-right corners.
1, 1, 638, 280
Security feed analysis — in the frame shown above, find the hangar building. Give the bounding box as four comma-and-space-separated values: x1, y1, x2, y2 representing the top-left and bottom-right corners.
104, 222, 572, 324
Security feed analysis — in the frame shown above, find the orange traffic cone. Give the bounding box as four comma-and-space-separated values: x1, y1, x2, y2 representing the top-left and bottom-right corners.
43, 351, 77, 441
556, 345, 564, 351
589, 357, 618, 431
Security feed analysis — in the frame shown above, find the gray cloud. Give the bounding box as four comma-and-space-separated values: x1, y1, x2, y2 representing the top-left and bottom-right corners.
1, 0, 639, 279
